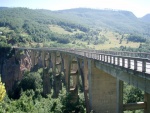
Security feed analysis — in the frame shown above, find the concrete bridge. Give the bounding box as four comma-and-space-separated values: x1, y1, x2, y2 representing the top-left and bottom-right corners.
13, 47, 150, 113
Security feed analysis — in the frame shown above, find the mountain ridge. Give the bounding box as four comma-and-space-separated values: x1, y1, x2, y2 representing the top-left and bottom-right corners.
54, 8, 150, 36
0, 7, 150, 37
140, 14, 150, 23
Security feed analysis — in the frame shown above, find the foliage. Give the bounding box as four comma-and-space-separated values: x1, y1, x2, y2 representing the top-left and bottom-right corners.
0, 69, 85, 113
111, 39, 150, 54
8, 71, 43, 99
123, 83, 144, 104
0, 7, 90, 47
20, 71, 42, 91
127, 35, 146, 43
0, 77, 6, 102
123, 83, 144, 113
60, 91, 85, 113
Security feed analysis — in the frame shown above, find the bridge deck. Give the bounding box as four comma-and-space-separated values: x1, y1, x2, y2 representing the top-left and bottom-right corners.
16, 47, 150, 75
60, 48, 150, 74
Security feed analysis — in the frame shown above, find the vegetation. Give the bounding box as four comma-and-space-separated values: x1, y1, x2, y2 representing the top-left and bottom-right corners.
56, 8, 150, 37
123, 83, 144, 113
0, 77, 6, 102
0, 7, 150, 49
0, 69, 85, 113
0, 8, 90, 47
127, 35, 146, 43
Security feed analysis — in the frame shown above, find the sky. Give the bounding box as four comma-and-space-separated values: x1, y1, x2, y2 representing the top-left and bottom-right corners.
0, 0, 150, 17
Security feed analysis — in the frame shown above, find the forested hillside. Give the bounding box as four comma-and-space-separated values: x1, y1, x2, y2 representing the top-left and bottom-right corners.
0, 7, 149, 50
140, 14, 150, 23
0, 8, 90, 47
57, 8, 150, 36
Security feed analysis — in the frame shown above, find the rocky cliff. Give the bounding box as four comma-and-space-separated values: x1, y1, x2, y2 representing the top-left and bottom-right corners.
1, 48, 32, 92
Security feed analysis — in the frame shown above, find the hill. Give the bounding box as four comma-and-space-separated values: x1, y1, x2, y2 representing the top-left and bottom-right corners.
54, 8, 149, 36
0, 7, 149, 49
140, 14, 150, 23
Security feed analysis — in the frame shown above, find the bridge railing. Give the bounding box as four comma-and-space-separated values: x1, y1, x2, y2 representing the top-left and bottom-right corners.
71, 48, 149, 58
58, 48, 150, 74
96, 50, 150, 59
60, 48, 150, 59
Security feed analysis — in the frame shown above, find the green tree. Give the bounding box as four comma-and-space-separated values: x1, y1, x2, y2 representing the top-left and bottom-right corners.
0, 77, 6, 101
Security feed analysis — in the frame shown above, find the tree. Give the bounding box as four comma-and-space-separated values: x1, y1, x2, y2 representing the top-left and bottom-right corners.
20, 72, 42, 92
0, 77, 6, 101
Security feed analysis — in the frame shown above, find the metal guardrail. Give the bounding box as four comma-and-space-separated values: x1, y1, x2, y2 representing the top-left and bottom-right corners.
57, 48, 150, 74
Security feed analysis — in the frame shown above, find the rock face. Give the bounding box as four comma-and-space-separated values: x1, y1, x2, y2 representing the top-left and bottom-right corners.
1, 50, 32, 92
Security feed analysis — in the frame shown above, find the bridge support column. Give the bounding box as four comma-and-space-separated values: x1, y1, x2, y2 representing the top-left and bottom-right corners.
56, 52, 62, 90
144, 92, 150, 113
43, 52, 51, 97
37, 51, 44, 68
88, 59, 117, 113
69, 57, 79, 103
51, 52, 57, 97
51, 52, 62, 97
117, 79, 123, 113
34, 51, 38, 65
30, 50, 35, 67
78, 58, 90, 113
63, 54, 71, 91
43, 67, 51, 97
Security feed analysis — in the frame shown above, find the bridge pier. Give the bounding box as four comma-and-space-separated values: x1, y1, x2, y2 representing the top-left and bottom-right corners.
43, 67, 51, 97
63, 54, 71, 91
69, 57, 79, 103
30, 50, 35, 67
56, 52, 62, 74
144, 92, 150, 113
88, 59, 117, 113
43, 52, 51, 97
78, 58, 90, 113
32, 51, 40, 71
117, 79, 123, 113
37, 51, 43, 68
34, 51, 39, 65
51, 52, 59, 98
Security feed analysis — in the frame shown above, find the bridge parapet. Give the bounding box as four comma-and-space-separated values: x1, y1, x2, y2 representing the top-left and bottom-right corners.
54, 48, 150, 75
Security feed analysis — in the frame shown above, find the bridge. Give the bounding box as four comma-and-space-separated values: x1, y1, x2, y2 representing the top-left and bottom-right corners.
6, 48, 150, 112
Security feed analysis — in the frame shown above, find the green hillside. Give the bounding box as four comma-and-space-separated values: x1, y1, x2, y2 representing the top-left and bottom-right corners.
140, 14, 150, 23
0, 7, 149, 50
56, 8, 150, 36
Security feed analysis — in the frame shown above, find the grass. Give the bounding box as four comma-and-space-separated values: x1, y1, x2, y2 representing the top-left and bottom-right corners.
0, 27, 14, 33
92, 41, 140, 50
49, 25, 84, 35
73, 29, 141, 50
20, 32, 29, 37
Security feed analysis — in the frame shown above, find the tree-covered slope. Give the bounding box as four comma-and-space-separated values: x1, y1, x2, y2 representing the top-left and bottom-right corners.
56, 8, 150, 36
140, 14, 150, 23
0, 7, 149, 49
0, 8, 90, 47
0, 7, 150, 36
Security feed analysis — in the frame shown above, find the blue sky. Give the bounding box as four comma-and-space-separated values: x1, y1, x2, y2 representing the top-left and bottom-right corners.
0, 0, 150, 17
